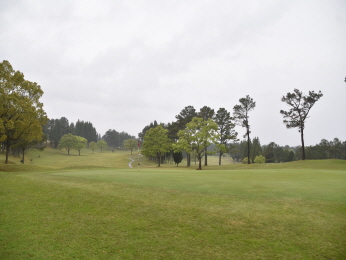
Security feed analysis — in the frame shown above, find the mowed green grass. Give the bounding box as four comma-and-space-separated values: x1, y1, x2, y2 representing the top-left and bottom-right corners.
0, 148, 346, 259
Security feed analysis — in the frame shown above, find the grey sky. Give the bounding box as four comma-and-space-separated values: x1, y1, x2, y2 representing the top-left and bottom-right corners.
1, 0, 345, 146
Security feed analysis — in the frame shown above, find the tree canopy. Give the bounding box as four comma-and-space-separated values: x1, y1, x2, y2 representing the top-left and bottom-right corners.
58, 133, 77, 155
174, 117, 218, 170
97, 140, 108, 152
214, 107, 238, 165
123, 139, 137, 155
0, 60, 48, 163
141, 125, 171, 167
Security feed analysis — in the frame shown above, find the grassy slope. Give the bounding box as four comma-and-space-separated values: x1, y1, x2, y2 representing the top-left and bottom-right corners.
0, 148, 345, 259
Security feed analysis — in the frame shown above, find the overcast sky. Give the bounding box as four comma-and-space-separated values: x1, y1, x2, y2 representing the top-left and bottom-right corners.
1, 0, 345, 146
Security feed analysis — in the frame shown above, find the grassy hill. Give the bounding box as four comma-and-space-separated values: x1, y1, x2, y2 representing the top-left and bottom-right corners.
1, 148, 345, 259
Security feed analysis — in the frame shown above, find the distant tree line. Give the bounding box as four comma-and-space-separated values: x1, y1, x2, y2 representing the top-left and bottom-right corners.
231, 138, 297, 163
43, 117, 136, 151
45, 117, 100, 148
102, 129, 136, 151
304, 138, 346, 160
139, 91, 344, 168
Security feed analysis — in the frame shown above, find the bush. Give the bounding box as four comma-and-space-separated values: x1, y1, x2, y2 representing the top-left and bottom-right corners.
242, 157, 249, 164
254, 155, 266, 163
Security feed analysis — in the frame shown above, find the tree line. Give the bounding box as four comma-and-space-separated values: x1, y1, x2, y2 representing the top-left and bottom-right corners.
139, 90, 345, 169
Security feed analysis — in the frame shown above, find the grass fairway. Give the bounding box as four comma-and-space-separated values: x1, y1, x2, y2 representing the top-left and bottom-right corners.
1, 149, 346, 259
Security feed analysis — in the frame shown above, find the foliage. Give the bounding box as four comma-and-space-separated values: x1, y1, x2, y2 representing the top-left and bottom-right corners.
89, 141, 97, 153
0, 60, 48, 163
254, 155, 266, 163
138, 120, 159, 142
305, 138, 346, 160
123, 139, 137, 155
233, 95, 256, 164
46, 117, 70, 148
172, 152, 183, 166
250, 137, 262, 163
141, 125, 171, 167
213, 107, 238, 165
97, 140, 108, 152
198, 106, 215, 166
75, 136, 87, 155
74, 120, 98, 143
242, 157, 249, 164
173, 106, 198, 166
103, 129, 135, 149
280, 88, 323, 160
58, 133, 77, 155
174, 117, 219, 170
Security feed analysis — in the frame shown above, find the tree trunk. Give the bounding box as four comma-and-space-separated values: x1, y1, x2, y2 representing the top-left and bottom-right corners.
301, 128, 305, 160
157, 152, 161, 167
5, 139, 11, 164
187, 153, 190, 166
204, 147, 208, 166
198, 154, 202, 170
219, 151, 223, 165
247, 129, 251, 164
22, 148, 25, 164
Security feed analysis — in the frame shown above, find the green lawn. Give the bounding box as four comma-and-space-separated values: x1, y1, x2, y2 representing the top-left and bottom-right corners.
0, 148, 345, 259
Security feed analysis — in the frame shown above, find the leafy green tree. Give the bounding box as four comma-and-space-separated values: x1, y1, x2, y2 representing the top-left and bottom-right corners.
213, 108, 237, 165
138, 121, 159, 143
173, 152, 183, 166
89, 141, 97, 153
97, 140, 108, 152
280, 89, 323, 160
123, 139, 137, 155
198, 106, 215, 166
174, 106, 197, 166
141, 125, 171, 167
233, 95, 256, 164
174, 117, 218, 170
75, 136, 87, 155
0, 60, 48, 163
58, 133, 77, 155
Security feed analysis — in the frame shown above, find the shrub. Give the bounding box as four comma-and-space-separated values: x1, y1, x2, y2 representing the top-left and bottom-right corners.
254, 155, 266, 163
242, 157, 249, 164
